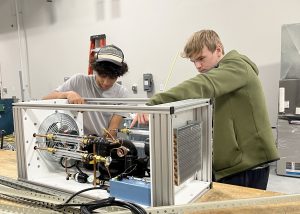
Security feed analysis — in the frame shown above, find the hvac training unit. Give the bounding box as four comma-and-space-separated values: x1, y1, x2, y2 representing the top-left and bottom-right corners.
277, 79, 300, 177
13, 98, 212, 207
276, 23, 300, 177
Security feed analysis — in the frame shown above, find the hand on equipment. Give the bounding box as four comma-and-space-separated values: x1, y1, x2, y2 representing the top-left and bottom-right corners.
67, 91, 85, 104
130, 113, 149, 128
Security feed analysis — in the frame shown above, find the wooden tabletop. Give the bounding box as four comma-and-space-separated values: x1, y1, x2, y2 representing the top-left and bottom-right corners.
0, 150, 17, 179
0, 150, 300, 213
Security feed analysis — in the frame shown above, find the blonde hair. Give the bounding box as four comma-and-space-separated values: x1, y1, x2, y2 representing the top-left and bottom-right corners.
182, 29, 224, 58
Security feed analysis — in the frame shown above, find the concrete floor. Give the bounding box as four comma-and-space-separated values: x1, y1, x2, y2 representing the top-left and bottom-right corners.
267, 164, 300, 194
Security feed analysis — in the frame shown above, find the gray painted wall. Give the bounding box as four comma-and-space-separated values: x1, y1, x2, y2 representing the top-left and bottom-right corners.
1, 0, 300, 126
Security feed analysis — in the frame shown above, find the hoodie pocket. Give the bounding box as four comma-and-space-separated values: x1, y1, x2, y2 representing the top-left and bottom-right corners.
213, 119, 243, 171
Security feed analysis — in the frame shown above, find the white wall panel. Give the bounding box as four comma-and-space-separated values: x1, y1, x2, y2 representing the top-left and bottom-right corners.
1, 0, 300, 125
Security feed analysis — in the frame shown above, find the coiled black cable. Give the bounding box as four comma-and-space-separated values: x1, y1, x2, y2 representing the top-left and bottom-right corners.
59, 157, 77, 169
56, 187, 147, 214
80, 197, 147, 214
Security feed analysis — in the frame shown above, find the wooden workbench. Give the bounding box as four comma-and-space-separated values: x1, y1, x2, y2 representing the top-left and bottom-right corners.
0, 150, 17, 179
0, 150, 300, 213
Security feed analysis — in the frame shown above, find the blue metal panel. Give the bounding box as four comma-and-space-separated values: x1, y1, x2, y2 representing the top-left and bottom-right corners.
0, 98, 14, 135
110, 178, 151, 206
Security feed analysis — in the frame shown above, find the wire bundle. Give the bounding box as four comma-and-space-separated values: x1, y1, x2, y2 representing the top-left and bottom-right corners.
80, 197, 147, 214
57, 187, 147, 214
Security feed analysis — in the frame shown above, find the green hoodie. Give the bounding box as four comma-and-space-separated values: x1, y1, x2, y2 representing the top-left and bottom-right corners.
148, 50, 279, 180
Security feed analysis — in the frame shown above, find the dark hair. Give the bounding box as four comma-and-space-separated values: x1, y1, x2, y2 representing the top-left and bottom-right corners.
92, 61, 128, 79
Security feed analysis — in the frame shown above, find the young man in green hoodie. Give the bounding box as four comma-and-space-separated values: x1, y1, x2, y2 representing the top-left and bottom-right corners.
131, 29, 279, 190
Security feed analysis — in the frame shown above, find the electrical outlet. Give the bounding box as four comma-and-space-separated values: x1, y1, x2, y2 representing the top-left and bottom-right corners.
132, 84, 138, 93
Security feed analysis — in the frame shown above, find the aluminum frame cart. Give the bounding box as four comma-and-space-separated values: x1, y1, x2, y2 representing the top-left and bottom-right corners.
13, 98, 213, 207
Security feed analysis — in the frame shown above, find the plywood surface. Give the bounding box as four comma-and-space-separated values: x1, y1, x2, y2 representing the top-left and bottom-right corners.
190, 178, 300, 213
0, 150, 17, 179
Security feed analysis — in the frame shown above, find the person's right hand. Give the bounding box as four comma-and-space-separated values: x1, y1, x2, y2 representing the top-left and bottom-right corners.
66, 91, 85, 104
130, 113, 149, 128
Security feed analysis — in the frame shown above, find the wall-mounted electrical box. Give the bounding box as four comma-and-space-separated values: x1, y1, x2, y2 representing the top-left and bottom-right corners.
143, 73, 153, 92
